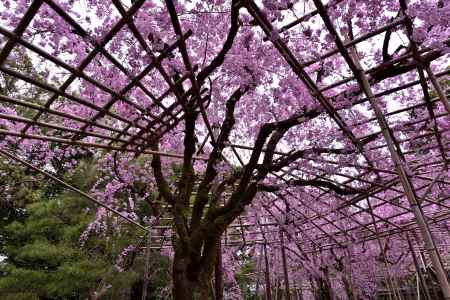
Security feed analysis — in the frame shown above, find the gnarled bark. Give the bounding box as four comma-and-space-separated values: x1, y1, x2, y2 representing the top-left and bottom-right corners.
172, 240, 217, 300
173, 253, 210, 300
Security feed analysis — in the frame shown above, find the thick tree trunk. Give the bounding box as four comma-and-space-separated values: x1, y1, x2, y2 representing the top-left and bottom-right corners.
172, 249, 212, 300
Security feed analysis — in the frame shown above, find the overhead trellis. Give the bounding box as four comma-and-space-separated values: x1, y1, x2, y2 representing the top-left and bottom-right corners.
1, 0, 450, 298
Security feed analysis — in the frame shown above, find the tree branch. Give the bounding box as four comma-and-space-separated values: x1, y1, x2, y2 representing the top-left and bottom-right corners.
260, 147, 355, 172
382, 28, 392, 62
258, 178, 362, 195
150, 145, 174, 205
176, 102, 198, 209
190, 88, 245, 230
197, 0, 241, 84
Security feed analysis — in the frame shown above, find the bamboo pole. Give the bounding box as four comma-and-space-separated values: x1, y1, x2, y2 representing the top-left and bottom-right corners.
142, 229, 153, 300
396, 0, 450, 119
280, 230, 291, 300
407, 233, 432, 300
367, 198, 396, 300
263, 243, 273, 300
308, 0, 450, 295
0, 0, 42, 65
425, 65, 450, 116
353, 43, 450, 299
0, 128, 207, 160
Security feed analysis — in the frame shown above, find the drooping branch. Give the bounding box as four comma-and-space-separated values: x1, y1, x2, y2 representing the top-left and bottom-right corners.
283, 46, 449, 139
341, 47, 447, 101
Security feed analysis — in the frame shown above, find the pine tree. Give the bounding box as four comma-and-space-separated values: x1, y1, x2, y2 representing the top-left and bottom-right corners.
0, 160, 171, 300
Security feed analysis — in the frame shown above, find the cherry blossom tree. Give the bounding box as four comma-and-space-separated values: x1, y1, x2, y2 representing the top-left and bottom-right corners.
1, 0, 450, 299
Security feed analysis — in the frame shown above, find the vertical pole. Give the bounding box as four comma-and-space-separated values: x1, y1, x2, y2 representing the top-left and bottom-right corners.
142, 229, 152, 300
274, 279, 278, 300
367, 198, 396, 300
280, 230, 291, 300
214, 241, 224, 300
264, 243, 273, 300
418, 247, 441, 300
394, 274, 405, 300
298, 285, 304, 300
255, 246, 264, 298
255, 274, 261, 299
210, 280, 216, 300
344, 244, 357, 300
407, 233, 432, 300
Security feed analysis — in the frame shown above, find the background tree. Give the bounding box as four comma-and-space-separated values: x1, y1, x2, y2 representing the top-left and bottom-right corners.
0, 160, 172, 300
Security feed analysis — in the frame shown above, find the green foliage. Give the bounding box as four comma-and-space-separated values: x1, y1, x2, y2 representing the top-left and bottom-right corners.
0, 160, 172, 299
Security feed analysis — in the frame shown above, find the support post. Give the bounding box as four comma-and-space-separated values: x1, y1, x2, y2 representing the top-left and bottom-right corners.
282, 0, 450, 295
214, 242, 224, 300
142, 229, 152, 300
407, 233, 432, 300
425, 64, 450, 115
280, 230, 291, 300
367, 198, 396, 300
263, 243, 273, 300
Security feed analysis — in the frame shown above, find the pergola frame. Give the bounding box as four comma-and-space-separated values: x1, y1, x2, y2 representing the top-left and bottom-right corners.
1, 0, 450, 298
